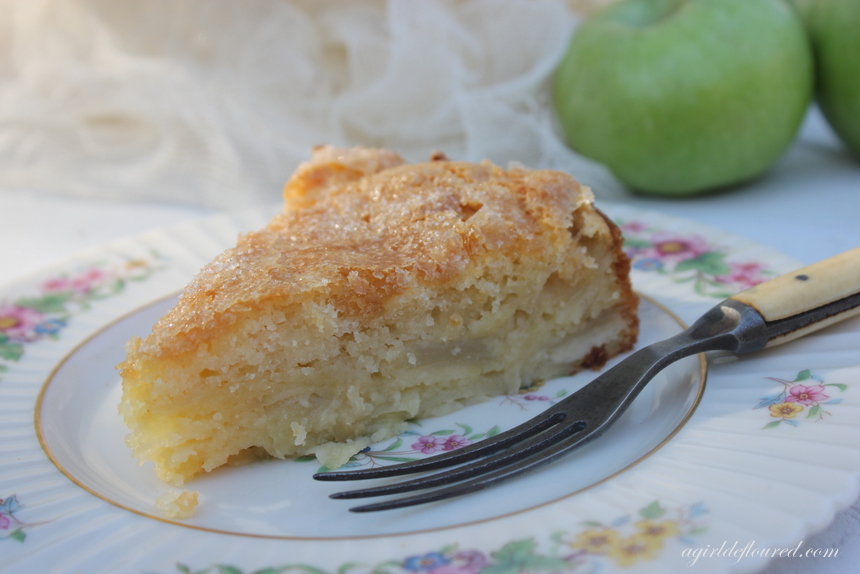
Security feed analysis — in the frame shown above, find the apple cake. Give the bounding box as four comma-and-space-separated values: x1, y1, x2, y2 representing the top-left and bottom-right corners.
117, 146, 639, 486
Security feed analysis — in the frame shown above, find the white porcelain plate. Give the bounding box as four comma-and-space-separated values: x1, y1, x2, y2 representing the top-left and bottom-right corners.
37, 293, 703, 539
2, 204, 858, 574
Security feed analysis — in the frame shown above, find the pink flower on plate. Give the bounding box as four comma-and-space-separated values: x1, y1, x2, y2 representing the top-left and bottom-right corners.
0, 304, 44, 341
0, 511, 10, 530
412, 436, 446, 454
715, 261, 767, 289
785, 384, 829, 406
643, 233, 711, 264
620, 221, 648, 234
441, 435, 472, 451
72, 268, 110, 292
41, 276, 76, 293
42, 268, 110, 295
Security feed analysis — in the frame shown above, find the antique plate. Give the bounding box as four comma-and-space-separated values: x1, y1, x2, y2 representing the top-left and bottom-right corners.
1, 204, 858, 573
35, 293, 703, 539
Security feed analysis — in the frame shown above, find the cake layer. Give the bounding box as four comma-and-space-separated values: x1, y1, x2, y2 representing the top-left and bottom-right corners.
118, 147, 638, 485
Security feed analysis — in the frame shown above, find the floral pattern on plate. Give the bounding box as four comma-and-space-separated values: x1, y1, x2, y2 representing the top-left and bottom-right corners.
298, 422, 503, 473
0, 253, 165, 382
171, 501, 708, 574
754, 370, 847, 429
616, 220, 775, 298
0, 495, 41, 543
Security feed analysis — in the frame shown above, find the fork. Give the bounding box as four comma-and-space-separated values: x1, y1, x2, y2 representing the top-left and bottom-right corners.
314, 247, 860, 512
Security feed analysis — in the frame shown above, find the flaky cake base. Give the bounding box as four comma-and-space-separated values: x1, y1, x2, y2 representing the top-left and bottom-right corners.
118, 147, 638, 486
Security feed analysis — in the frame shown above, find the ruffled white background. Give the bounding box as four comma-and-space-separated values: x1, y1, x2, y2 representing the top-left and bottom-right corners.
0, 0, 622, 209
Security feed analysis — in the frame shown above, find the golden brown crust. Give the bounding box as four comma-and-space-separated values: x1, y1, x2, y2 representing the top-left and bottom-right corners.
137, 147, 602, 358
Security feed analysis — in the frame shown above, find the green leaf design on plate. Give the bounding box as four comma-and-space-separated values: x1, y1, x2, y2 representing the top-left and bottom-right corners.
0, 342, 24, 362
15, 293, 72, 314
579, 520, 604, 528
382, 438, 403, 452
675, 252, 731, 276
639, 500, 666, 520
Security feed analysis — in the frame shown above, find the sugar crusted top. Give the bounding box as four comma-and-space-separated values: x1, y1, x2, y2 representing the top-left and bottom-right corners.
135, 147, 596, 356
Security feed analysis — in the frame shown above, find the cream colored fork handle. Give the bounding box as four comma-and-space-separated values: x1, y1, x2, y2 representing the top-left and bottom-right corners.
731, 246, 860, 347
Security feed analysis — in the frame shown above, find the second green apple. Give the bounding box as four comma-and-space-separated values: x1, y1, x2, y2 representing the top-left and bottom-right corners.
553, 0, 814, 196
806, 0, 860, 157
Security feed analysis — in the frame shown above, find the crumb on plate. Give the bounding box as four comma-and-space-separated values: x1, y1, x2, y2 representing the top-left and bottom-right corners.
155, 489, 199, 519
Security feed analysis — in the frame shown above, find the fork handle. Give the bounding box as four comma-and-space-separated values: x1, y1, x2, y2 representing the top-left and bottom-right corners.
730, 246, 860, 347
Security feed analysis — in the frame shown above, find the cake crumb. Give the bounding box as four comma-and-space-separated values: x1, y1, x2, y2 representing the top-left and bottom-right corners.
311, 438, 372, 470
290, 421, 308, 446
155, 489, 199, 519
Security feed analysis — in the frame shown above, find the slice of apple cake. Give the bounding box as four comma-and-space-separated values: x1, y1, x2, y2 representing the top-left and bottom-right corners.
117, 146, 639, 486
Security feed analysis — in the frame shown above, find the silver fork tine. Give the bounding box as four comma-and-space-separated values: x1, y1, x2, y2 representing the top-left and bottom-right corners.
314, 407, 569, 481
329, 418, 587, 500
345, 424, 602, 512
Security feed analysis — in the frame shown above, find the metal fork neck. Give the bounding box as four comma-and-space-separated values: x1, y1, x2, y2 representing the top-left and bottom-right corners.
683, 299, 769, 355
639, 299, 767, 376
681, 289, 860, 359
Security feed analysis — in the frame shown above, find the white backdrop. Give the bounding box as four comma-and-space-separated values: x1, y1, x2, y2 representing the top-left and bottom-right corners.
0, 0, 626, 209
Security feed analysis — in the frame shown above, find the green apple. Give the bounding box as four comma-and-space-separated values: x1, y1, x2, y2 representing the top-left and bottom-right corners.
806, 0, 860, 157
785, 0, 818, 23
553, 0, 814, 195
